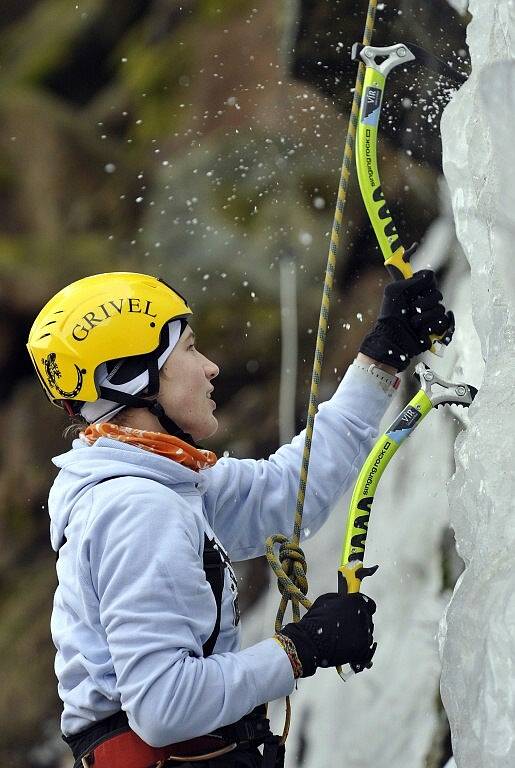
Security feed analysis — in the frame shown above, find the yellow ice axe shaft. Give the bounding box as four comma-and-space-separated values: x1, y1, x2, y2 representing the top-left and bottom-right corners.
335, 364, 476, 681
354, 43, 448, 353
338, 389, 433, 594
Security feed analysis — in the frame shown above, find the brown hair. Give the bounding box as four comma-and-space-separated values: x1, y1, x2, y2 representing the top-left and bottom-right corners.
62, 415, 89, 440
62, 408, 130, 440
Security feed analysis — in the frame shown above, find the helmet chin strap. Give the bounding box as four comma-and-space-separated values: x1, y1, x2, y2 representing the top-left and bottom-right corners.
98, 389, 200, 448
147, 401, 199, 447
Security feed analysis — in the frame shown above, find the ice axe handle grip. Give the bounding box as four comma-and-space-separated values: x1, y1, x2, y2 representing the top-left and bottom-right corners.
385, 243, 449, 356
338, 563, 379, 595
336, 565, 362, 680
338, 564, 363, 596
336, 563, 378, 681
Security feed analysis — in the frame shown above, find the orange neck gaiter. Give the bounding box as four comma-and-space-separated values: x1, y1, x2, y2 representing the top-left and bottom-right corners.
82, 423, 217, 472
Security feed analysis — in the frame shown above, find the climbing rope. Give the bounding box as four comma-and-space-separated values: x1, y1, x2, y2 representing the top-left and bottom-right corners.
265, 0, 378, 743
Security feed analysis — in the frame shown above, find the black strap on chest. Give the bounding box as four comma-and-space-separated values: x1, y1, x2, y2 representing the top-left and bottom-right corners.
202, 533, 226, 657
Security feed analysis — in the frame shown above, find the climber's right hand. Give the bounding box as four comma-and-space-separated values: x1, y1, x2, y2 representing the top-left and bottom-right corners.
277, 591, 376, 678
359, 269, 455, 371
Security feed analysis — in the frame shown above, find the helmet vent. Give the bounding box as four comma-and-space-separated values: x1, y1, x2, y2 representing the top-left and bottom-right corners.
38, 333, 51, 340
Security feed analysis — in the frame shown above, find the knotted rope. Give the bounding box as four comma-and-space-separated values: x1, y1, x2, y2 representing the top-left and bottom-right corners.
265, 0, 379, 742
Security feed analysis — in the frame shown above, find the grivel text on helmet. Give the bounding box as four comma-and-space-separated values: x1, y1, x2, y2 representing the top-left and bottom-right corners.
72, 298, 158, 341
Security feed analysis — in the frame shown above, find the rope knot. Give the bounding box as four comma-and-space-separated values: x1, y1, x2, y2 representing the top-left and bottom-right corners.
278, 541, 308, 598
265, 533, 311, 630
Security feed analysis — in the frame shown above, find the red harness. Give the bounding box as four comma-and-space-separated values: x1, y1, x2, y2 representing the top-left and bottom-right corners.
80, 728, 237, 767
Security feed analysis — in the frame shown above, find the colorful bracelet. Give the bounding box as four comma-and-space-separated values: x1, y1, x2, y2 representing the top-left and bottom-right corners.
274, 633, 303, 679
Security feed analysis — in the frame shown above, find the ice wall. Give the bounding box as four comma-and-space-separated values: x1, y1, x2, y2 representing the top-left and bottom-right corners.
439, 2, 515, 767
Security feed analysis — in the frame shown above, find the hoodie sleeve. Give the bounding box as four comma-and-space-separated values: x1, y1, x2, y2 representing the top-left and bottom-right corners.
203, 363, 393, 561
84, 479, 294, 747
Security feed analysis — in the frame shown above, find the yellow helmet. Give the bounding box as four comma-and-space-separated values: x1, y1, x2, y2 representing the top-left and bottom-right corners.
27, 272, 192, 410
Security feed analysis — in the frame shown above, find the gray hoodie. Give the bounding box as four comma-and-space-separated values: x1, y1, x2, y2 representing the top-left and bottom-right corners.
49, 363, 391, 746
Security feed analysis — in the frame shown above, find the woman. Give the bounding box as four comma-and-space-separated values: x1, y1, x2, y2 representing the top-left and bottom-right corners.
27, 270, 453, 768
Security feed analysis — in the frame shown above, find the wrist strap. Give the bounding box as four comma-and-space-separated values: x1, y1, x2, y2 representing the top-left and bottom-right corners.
353, 361, 400, 393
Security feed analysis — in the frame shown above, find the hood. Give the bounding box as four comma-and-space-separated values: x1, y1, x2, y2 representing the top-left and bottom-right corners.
49, 437, 205, 551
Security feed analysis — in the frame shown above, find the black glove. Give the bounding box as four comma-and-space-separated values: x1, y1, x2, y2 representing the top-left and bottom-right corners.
359, 270, 455, 371
279, 592, 376, 678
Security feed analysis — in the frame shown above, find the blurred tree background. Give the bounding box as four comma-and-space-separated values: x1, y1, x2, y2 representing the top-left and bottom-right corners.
0, 1, 469, 765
